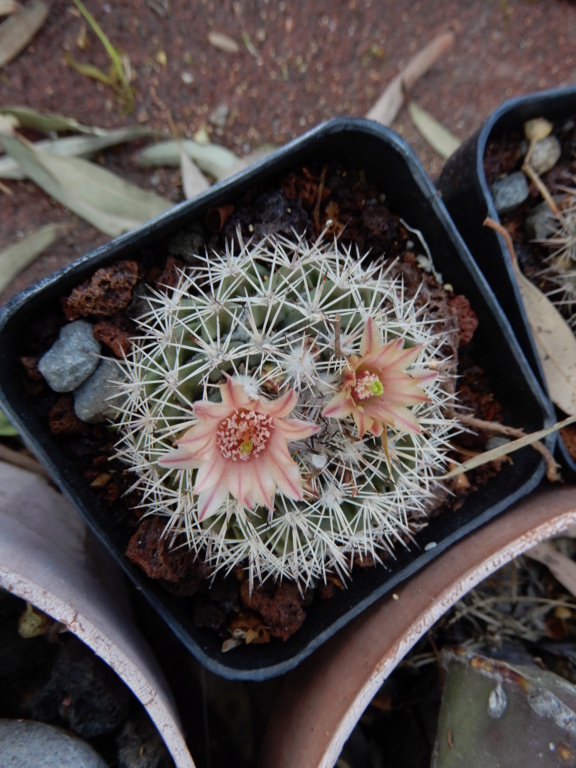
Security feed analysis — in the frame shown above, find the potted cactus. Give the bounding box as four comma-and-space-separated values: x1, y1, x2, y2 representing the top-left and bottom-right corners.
0, 118, 552, 679
438, 85, 576, 479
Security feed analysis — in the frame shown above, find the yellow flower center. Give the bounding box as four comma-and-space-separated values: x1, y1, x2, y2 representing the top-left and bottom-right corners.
352, 371, 384, 401
217, 409, 273, 462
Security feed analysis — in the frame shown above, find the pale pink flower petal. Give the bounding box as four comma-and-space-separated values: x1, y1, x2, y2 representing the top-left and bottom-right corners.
321, 390, 354, 419
322, 317, 437, 439
258, 388, 298, 419
275, 417, 320, 441
159, 379, 316, 518
197, 482, 229, 521
359, 316, 379, 356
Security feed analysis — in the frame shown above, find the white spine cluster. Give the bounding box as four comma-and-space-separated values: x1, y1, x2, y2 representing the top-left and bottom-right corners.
112, 231, 461, 588
539, 190, 576, 327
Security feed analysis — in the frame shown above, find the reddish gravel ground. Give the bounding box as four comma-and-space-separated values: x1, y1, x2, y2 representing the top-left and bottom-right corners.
1, 0, 576, 303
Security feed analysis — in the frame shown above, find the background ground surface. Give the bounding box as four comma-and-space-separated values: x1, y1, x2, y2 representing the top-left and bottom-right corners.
1, 0, 576, 303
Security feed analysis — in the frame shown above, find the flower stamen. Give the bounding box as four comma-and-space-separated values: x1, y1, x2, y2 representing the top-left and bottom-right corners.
216, 409, 272, 462
352, 371, 383, 401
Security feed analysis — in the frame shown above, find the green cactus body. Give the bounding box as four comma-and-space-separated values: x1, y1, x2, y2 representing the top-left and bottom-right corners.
539, 190, 576, 327
113, 231, 460, 588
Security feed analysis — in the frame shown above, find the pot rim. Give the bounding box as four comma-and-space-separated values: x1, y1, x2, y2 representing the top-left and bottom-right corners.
0, 117, 554, 679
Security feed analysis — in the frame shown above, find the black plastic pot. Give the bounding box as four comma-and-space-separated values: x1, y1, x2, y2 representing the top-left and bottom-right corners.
0, 118, 554, 680
438, 85, 576, 480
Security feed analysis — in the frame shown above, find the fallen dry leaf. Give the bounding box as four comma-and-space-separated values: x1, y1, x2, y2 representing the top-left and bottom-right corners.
0, 125, 157, 180
408, 101, 461, 160
178, 142, 209, 199
207, 30, 240, 53
366, 31, 454, 126
1, 132, 172, 236
0, 0, 50, 67
442, 415, 576, 479
0, 105, 98, 134
0, 223, 67, 294
525, 540, 576, 599
135, 138, 239, 179
515, 267, 576, 416
0, 0, 20, 16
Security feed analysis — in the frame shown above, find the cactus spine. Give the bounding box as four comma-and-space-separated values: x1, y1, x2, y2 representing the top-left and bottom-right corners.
113, 231, 460, 588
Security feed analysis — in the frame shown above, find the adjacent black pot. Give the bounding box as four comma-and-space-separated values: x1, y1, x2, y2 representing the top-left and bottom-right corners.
0, 118, 554, 680
438, 85, 576, 479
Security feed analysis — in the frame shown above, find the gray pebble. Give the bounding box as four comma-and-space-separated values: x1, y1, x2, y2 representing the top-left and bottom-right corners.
0, 719, 108, 768
525, 199, 559, 241
530, 135, 561, 175
38, 321, 101, 393
485, 436, 511, 451
491, 172, 529, 213
208, 102, 229, 129
74, 358, 126, 423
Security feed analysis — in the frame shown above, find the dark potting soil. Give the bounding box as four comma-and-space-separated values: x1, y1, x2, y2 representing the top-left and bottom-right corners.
483, 117, 576, 460
0, 590, 174, 768
18, 162, 500, 648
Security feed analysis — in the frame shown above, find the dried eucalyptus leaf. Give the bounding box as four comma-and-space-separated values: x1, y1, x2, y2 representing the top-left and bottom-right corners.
178, 143, 209, 199
0, 132, 172, 236
0, 222, 67, 294
0, 0, 20, 17
0, 0, 50, 67
525, 541, 576, 598
442, 415, 576, 478
0, 105, 99, 134
408, 101, 461, 159
366, 32, 454, 125
0, 126, 158, 180
219, 144, 277, 180
515, 267, 576, 416
135, 138, 239, 179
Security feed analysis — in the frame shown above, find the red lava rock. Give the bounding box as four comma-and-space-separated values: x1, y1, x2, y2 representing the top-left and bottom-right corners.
561, 425, 576, 461
62, 261, 139, 321
125, 517, 204, 596
448, 294, 479, 346
192, 596, 226, 632
240, 579, 306, 641
153, 255, 184, 291
48, 395, 87, 435
93, 315, 135, 357
19, 356, 43, 381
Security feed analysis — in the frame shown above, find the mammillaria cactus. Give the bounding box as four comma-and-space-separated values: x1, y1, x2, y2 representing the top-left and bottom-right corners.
539, 187, 576, 328
112, 230, 461, 589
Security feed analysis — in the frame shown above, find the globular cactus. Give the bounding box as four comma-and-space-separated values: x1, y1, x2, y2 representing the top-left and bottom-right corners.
112, 230, 460, 589
538, 188, 576, 328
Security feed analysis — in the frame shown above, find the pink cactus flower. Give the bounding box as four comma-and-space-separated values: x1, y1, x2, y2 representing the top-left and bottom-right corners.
159, 378, 319, 521
322, 317, 437, 438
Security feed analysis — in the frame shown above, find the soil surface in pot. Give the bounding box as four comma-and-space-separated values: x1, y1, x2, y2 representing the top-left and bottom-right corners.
19, 161, 502, 651
483, 116, 576, 460
0, 589, 175, 768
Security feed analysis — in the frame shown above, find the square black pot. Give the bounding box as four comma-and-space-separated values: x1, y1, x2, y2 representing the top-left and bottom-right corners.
0, 118, 554, 679
438, 86, 576, 479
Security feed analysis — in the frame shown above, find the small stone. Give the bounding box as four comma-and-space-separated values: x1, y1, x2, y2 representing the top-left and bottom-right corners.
486, 435, 510, 450
208, 102, 229, 129
74, 358, 126, 423
0, 719, 108, 768
116, 711, 172, 768
525, 199, 559, 241
490, 172, 530, 213
38, 321, 100, 393
530, 135, 561, 175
